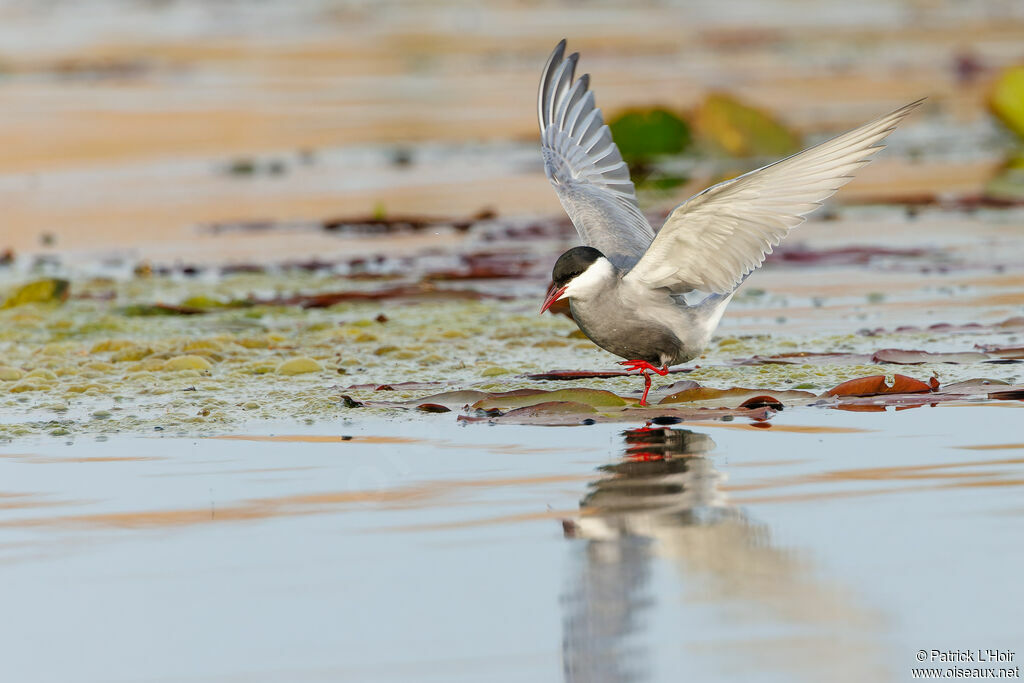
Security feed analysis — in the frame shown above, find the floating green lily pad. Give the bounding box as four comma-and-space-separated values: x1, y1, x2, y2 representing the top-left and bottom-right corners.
608, 107, 693, 164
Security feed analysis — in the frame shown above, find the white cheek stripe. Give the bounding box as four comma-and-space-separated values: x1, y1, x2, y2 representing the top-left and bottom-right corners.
564, 257, 614, 299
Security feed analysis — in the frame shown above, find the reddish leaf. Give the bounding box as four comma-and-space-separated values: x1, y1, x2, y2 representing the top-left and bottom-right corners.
825, 374, 932, 397
737, 395, 785, 410
416, 403, 452, 413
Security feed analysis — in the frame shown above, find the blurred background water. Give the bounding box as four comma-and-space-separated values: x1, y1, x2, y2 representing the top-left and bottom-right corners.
2, 0, 1023, 265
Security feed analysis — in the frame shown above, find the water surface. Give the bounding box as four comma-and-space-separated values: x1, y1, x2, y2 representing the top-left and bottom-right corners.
2, 405, 1021, 682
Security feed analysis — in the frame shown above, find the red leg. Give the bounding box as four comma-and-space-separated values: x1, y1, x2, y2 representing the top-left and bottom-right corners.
639, 370, 653, 406
619, 360, 669, 407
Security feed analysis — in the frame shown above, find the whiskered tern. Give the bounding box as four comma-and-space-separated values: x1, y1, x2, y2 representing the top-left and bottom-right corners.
537, 39, 922, 405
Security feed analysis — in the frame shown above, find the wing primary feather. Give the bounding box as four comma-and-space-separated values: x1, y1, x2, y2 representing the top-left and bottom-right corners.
537, 41, 658, 268
537, 39, 566, 132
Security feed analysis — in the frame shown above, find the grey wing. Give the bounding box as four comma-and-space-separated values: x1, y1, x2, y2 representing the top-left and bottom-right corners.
539, 40, 656, 269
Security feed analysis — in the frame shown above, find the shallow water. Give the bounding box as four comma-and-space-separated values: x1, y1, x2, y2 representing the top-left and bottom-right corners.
2, 405, 1021, 682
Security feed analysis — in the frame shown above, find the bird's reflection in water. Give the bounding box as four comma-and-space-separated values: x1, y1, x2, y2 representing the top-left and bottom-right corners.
560, 425, 885, 683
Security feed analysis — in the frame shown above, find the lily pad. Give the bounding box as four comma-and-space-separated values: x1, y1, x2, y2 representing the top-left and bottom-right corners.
407, 389, 544, 409
608, 107, 693, 164
989, 65, 1024, 140
975, 345, 1024, 360
734, 352, 873, 366
471, 388, 628, 411
871, 349, 989, 364
1, 279, 70, 308
825, 374, 932, 397
659, 385, 815, 408
275, 357, 323, 375
693, 93, 801, 158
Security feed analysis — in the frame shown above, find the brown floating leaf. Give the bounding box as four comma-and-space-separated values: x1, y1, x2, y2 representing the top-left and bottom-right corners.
738, 395, 785, 411
989, 390, 1024, 400
502, 401, 598, 417
416, 403, 451, 413
940, 379, 1009, 392
975, 345, 1024, 360
472, 388, 628, 411
406, 389, 544, 409
871, 349, 990, 365
834, 404, 889, 413
660, 386, 815, 408
825, 374, 932, 397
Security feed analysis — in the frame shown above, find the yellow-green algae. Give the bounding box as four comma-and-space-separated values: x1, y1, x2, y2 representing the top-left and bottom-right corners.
0, 271, 1020, 439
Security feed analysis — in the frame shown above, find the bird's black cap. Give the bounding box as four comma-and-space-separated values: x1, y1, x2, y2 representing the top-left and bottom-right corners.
552, 246, 604, 287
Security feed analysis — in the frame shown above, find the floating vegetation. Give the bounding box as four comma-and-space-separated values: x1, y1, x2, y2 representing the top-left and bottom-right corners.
693, 93, 802, 158
0, 264, 1022, 439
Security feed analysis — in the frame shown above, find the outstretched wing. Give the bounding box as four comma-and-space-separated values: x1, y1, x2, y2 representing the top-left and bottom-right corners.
624, 99, 924, 294
539, 40, 656, 269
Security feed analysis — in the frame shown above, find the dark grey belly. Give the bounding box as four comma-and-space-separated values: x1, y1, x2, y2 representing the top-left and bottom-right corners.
570, 300, 685, 366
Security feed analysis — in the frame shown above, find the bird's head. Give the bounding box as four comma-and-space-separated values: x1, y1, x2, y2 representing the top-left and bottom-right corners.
540, 246, 613, 313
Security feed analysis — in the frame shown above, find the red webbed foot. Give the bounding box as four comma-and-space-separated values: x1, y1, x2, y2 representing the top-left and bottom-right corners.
618, 360, 670, 407
618, 360, 669, 376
